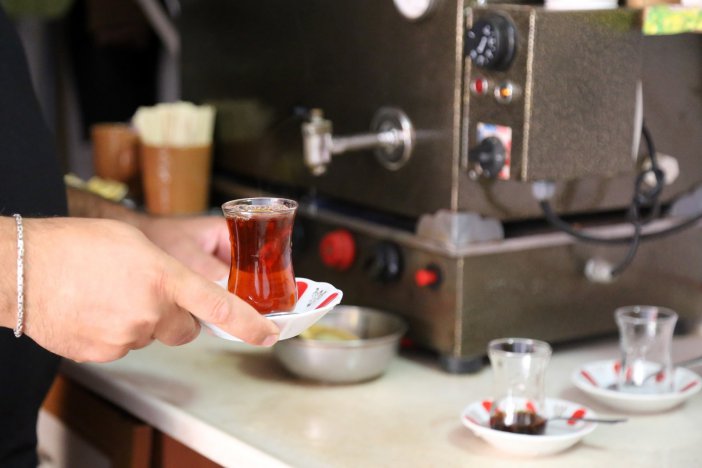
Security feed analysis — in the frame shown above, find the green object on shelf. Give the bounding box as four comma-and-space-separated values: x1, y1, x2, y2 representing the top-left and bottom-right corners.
643, 5, 702, 35
1, 0, 74, 19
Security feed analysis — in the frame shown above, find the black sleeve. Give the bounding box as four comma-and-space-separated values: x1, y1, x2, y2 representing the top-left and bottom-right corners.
0, 6, 67, 218
0, 5, 66, 467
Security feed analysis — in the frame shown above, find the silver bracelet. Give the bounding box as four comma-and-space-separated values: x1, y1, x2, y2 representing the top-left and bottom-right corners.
13, 214, 24, 338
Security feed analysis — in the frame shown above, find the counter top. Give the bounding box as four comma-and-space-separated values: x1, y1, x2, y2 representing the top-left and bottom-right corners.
62, 333, 702, 467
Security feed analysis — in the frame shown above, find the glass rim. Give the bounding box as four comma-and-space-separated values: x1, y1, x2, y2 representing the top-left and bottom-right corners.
221, 197, 298, 217
487, 337, 552, 357
615, 305, 678, 324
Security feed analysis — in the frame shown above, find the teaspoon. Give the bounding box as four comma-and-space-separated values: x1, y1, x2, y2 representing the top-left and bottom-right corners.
263, 311, 298, 318
548, 416, 627, 424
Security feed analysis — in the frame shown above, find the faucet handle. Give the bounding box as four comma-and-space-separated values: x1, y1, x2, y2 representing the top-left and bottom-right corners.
302, 109, 334, 175
301, 107, 415, 176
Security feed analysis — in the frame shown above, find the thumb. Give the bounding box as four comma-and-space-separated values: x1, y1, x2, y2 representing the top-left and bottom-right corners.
170, 267, 279, 346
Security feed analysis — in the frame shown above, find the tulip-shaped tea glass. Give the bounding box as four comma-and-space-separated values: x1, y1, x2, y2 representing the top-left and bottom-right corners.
222, 198, 298, 315
488, 338, 552, 435
615, 305, 678, 394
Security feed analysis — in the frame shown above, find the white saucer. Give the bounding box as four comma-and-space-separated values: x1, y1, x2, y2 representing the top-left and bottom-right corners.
461, 398, 597, 456
572, 359, 702, 413
201, 277, 343, 341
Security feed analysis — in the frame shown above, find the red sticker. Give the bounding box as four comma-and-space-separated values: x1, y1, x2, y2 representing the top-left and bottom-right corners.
315, 292, 339, 309
681, 381, 699, 392
568, 408, 587, 425
296, 280, 308, 297
464, 415, 479, 425
581, 370, 599, 387
526, 401, 536, 413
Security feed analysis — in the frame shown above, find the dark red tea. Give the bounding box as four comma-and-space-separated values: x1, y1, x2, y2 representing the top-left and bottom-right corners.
489, 410, 547, 435
225, 202, 297, 314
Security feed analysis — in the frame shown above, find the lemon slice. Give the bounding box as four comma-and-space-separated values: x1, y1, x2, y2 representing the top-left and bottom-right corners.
300, 324, 359, 341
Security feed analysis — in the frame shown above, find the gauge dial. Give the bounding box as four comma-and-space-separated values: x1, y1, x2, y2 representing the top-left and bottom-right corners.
466, 13, 516, 71
393, 0, 439, 21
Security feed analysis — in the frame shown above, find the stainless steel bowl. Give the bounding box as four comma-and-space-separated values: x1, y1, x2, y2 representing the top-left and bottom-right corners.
273, 306, 408, 383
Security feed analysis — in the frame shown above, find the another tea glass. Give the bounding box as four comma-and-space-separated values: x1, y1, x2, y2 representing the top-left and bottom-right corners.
615, 305, 678, 394
222, 198, 298, 315
487, 337, 552, 435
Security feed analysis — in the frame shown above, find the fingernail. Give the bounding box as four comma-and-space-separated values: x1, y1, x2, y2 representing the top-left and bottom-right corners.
262, 334, 279, 347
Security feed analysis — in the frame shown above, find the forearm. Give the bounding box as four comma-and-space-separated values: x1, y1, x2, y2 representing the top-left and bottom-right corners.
66, 186, 146, 229
0, 216, 19, 328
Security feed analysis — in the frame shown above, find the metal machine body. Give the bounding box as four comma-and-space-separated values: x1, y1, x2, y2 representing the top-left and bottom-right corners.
462, 7, 641, 182
181, 1, 702, 371
214, 179, 702, 371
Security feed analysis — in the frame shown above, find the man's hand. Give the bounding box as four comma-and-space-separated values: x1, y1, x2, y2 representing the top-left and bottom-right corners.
138, 216, 231, 281
4, 217, 278, 362
66, 186, 232, 281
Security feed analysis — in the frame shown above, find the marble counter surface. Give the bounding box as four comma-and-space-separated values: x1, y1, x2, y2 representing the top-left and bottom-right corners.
62, 333, 702, 467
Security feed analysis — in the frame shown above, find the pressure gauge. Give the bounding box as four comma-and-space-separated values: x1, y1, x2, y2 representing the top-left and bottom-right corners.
466, 13, 516, 71
393, 0, 439, 21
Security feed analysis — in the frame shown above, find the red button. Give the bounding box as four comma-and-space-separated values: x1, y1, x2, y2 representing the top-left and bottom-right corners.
414, 268, 440, 288
470, 77, 489, 96
319, 229, 356, 271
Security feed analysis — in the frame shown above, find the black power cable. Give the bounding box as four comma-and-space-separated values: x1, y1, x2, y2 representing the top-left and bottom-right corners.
539, 199, 702, 245
538, 123, 702, 277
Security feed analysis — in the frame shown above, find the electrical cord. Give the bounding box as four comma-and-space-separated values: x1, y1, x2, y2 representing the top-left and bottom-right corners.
538, 199, 702, 245
536, 123, 702, 277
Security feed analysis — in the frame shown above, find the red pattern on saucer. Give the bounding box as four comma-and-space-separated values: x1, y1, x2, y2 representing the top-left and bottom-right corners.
578, 360, 699, 392
471, 399, 589, 423
204, 277, 343, 341
296, 280, 308, 298
572, 359, 702, 413
460, 398, 597, 456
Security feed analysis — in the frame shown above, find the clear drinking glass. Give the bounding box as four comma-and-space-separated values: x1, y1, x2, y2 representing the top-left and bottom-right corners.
615, 305, 678, 394
487, 338, 552, 435
222, 198, 298, 315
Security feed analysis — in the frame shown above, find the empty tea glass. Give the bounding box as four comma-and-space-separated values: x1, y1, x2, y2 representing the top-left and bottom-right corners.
488, 338, 552, 435
222, 198, 298, 315
615, 305, 678, 394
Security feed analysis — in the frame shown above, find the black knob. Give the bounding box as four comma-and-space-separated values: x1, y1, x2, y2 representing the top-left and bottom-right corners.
363, 242, 403, 283
468, 136, 506, 179
466, 13, 517, 71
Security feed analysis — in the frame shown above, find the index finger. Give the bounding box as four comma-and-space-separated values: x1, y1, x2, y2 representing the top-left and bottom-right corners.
170, 267, 279, 346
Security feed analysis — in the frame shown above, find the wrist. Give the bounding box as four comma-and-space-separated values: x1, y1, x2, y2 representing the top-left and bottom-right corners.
0, 216, 20, 329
